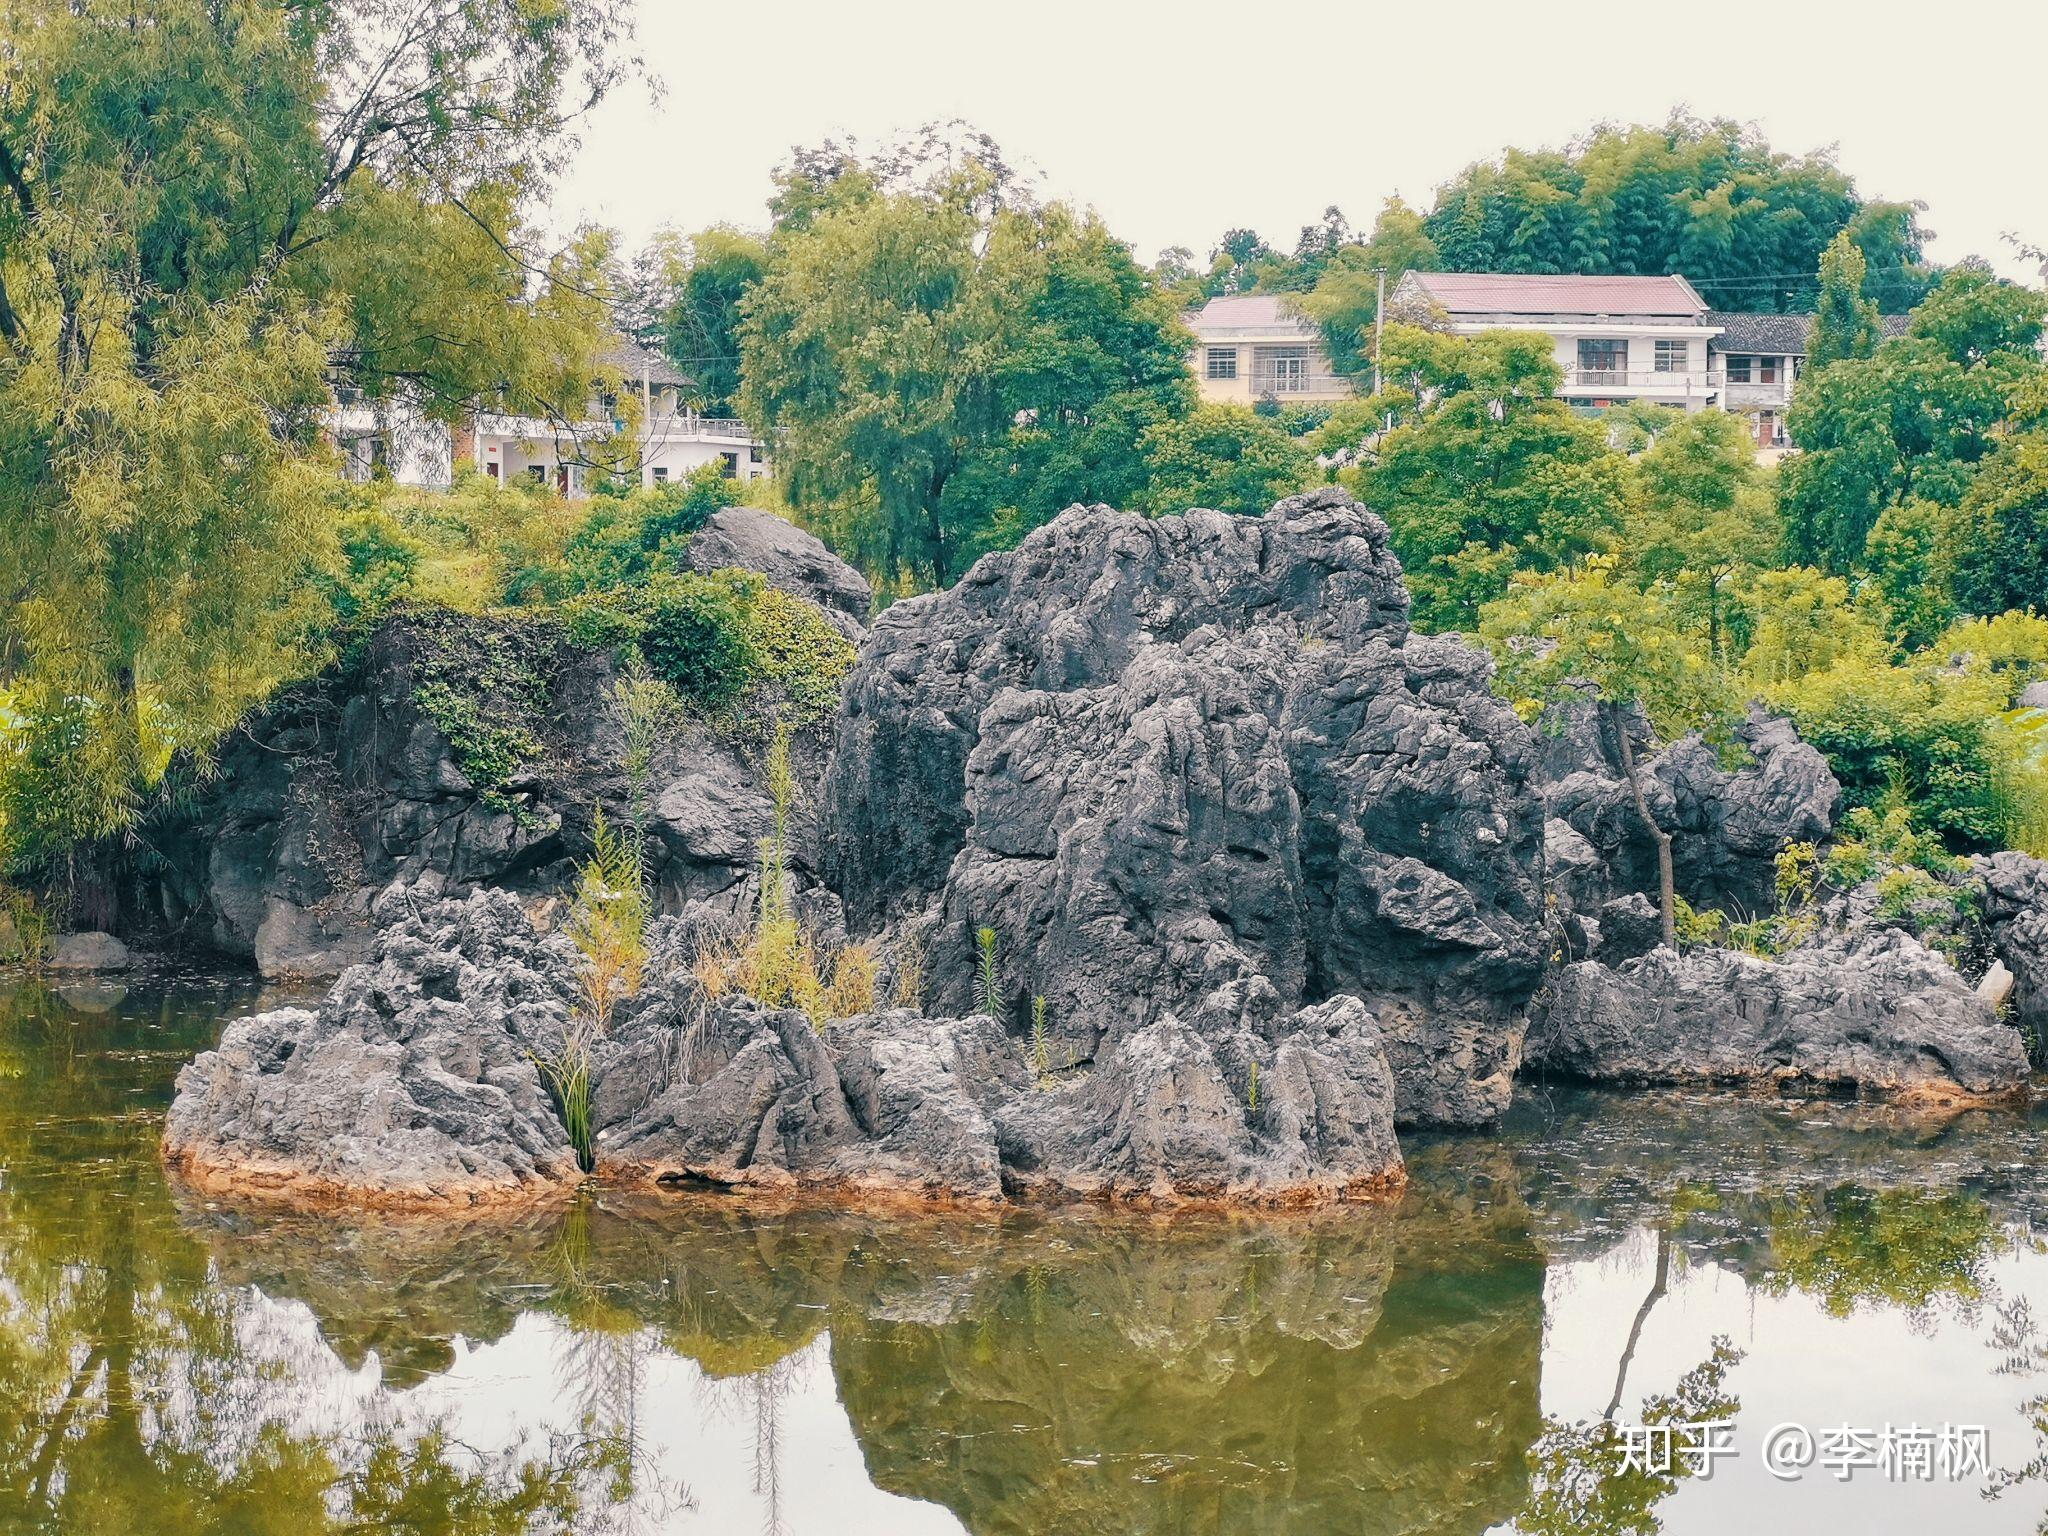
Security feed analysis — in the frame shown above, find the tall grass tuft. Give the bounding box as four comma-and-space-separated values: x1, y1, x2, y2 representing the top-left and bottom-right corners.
692, 721, 878, 1028
1030, 995, 1049, 1080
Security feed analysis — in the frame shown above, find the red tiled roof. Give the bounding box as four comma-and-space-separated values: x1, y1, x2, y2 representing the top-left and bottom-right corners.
1407, 271, 1708, 317
1190, 293, 1313, 330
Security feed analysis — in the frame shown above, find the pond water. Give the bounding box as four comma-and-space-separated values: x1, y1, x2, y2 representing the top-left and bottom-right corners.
2, 978, 2048, 1535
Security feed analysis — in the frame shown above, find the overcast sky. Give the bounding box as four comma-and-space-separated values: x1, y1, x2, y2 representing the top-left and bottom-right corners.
559, 0, 2047, 283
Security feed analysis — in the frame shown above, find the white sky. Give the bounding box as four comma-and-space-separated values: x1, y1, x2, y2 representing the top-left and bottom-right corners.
558, 0, 2048, 285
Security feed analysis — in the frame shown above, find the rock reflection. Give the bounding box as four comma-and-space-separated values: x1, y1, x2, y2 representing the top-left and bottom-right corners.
6, 982, 2048, 1534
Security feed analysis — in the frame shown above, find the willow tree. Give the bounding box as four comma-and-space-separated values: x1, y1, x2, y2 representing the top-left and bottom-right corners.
0, 0, 630, 866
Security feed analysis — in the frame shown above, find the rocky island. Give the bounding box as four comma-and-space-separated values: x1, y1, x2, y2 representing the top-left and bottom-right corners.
157, 492, 2045, 1212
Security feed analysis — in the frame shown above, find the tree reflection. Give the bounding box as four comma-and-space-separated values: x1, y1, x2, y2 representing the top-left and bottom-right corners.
1515, 1339, 1743, 1536
0, 982, 626, 1535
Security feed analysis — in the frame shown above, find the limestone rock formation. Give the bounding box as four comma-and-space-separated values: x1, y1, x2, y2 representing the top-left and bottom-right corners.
683, 505, 874, 639
122, 611, 840, 978
1977, 851, 2048, 1067
162, 890, 584, 1207
822, 488, 1548, 1127
166, 895, 1406, 1211
1526, 926, 2030, 1102
1542, 702, 1840, 920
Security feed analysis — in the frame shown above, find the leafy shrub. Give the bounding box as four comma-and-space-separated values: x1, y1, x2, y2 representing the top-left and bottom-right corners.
1768, 655, 2017, 849
638, 572, 760, 709
405, 614, 551, 818
327, 509, 424, 625
737, 585, 856, 727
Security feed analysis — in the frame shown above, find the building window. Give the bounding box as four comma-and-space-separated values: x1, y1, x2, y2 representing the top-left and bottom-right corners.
651, 466, 669, 483
527, 466, 547, 485
1577, 339, 1628, 380
1653, 340, 1689, 373
1204, 346, 1238, 381
719, 451, 740, 478
1758, 355, 1782, 384
1724, 354, 1752, 383
1252, 345, 1312, 394
749, 443, 765, 464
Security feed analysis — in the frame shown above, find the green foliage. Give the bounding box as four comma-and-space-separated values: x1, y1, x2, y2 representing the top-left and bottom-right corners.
1423, 115, 1930, 311
0, 0, 633, 860
1030, 995, 1049, 1079
1134, 403, 1313, 515
1352, 327, 1628, 628
973, 926, 1004, 1025
1783, 263, 2044, 575
1807, 231, 1883, 369
740, 158, 1193, 587
1947, 434, 2048, 619
1481, 562, 1736, 746
407, 617, 552, 819
558, 566, 854, 732
637, 573, 761, 711
1766, 651, 2027, 849
0, 885, 52, 967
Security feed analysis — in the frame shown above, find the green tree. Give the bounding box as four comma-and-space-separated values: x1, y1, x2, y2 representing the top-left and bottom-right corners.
1807, 230, 1882, 369
1782, 265, 2044, 573
1483, 562, 1736, 945
1351, 325, 1630, 629
1424, 116, 1930, 311
1623, 408, 1782, 657
739, 164, 1191, 586
0, 0, 631, 865
634, 226, 769, 416
1296, 197, 1442, 379
1948, 433, 2048, 618
1134, 403, 1311, 515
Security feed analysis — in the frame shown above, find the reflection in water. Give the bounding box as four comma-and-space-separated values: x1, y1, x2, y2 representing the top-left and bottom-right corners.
1, 980, 2046, 1534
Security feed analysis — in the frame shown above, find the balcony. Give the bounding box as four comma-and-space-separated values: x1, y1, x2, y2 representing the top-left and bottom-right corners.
1558, 368, 1715, 394
1248, 366, 1349, 398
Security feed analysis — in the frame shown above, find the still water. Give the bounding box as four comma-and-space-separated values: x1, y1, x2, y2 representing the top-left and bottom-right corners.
2, 977, 2047, 1535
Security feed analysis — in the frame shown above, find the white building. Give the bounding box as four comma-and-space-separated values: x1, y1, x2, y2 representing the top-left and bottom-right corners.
1186, 294, 1352, 405
1389, 271, 1913, 460
1393, 271, 1723, 412
336, 339, 771, 494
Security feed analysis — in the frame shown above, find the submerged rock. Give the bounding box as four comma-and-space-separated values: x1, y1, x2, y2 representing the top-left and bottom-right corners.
162, 890, 584, 1208
823, 488, 1547, 1127
1526, 927, 2030, 1103
47, 931, 132, 971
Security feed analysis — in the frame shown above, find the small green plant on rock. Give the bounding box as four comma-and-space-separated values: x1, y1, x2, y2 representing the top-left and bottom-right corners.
972, 926, 1004, 1025
1030, 995, 1049, 1080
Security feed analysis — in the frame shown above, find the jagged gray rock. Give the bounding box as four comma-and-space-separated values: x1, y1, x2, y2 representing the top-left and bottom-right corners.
683, 505, 873, 639
1542, 703, 1840, 919
998, 996, 1403, 1206
823, 488, 1547, 1127
1977, 851, 2048, 1067
167, 895, 1405, 1211
162, 890, 584, 1207
1526, 926, 2030, 1102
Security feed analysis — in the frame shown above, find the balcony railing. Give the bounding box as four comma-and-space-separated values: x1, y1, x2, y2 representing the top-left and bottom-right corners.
1560, 368, 1713, 391
1249, 367, 1349, 396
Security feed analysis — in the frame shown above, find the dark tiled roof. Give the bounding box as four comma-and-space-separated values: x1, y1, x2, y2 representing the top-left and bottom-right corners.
1707, 311, 1914, 356
601, 336, 692, 389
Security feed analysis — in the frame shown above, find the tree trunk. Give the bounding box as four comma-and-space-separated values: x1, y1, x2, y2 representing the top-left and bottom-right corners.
1612, 704, 1677, 949
1604, 1227, 1672, 1422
